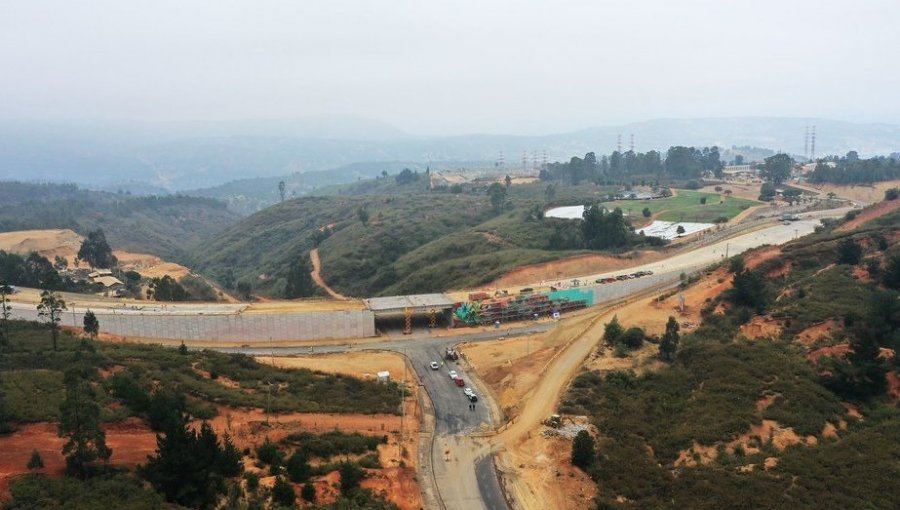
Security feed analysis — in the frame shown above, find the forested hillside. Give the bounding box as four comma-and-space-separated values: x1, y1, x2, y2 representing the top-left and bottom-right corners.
563, 203, 900, 509
0, 182, 239, 263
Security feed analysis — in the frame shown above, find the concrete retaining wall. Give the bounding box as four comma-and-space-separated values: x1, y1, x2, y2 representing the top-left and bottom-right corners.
9, 306, 375, 342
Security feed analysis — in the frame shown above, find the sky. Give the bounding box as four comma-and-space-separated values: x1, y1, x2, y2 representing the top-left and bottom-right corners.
1, 0, 899, 136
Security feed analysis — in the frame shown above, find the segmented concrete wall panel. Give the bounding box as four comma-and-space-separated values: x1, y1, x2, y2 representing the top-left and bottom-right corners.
9, 307, 375, 342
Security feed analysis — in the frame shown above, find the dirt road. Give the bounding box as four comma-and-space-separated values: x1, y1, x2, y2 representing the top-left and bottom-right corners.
310, 248, 351, 300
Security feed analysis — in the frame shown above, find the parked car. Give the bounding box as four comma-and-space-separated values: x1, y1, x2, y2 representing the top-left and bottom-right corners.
448, 370, 458, 380
454, 377, 465, 387
467, 393, 478, 402
430, 361, 439, 370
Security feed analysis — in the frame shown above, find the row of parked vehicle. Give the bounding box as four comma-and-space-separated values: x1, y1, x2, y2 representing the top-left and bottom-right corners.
430, 359, 478, 402
595, 269, 654, 284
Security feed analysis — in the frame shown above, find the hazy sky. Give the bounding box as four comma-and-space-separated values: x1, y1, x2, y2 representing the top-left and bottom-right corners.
2, 0, 899, 135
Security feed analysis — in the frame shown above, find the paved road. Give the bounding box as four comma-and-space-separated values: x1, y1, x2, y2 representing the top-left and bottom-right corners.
476, 456, 508, 510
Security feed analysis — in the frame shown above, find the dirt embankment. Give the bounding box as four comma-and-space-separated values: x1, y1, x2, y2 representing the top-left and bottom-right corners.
486, 251, 664, 289
836, 198, 900, 232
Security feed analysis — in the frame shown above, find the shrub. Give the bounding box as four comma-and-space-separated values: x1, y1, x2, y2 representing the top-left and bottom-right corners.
271, 476, 295, 507
836, 238, 862, 265
621, 327, 645, 349
642, 207, 651, 218
286, 450, 311, 483
571, 430, 595, 471
27, 450, 44, 470
603, 316, 623, 345
256, 438, 282, 467
301, 482, 316, 502
885, 188, 899, 200
244, 472, 260, 492
338, 462, 365, 494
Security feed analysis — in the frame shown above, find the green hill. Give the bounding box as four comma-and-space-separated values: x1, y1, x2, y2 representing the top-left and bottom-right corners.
0, 181, 240, 263
193, 179, 670, 297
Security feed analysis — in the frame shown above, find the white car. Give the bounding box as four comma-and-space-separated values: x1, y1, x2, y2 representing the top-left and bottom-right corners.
448, 370, 458, 380
430, 361, 439, 370
463, 387, 475, 397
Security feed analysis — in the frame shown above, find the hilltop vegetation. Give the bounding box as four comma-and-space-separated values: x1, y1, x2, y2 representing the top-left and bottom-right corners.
809, 153, 900, 184
563, 205, 900, 509
0, 182, 239, 263
193, 178, 676, 298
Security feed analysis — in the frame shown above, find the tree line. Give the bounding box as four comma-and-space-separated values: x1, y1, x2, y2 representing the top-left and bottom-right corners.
808, 152, 900, 184
540, 146, 724, 185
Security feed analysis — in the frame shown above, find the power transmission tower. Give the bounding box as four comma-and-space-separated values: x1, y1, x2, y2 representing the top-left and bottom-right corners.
810, 125, 816, 160
804, 126, 809, 160
617, 134, 622, 153
630, 134, 635, 152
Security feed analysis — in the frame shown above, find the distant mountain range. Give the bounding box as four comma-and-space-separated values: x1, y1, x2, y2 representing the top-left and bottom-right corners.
1, 116, 898, 192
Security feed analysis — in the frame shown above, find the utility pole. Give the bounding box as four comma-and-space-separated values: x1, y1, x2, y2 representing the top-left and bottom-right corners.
725, 243, 729, 259
400, 350, 406, 459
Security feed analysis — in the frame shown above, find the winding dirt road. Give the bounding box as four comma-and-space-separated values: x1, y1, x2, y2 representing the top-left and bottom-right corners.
309, 248, 351, 300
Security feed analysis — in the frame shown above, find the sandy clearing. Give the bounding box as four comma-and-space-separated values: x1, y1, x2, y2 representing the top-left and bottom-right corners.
242, 298, 367, 313
795, 320, 840, 347
260, 351, 410, 382
0, 418, 157, 494
0, 228, 203, 287
698, 183, 763, 201
800, 179, 900, 205
0, 229, 83, 261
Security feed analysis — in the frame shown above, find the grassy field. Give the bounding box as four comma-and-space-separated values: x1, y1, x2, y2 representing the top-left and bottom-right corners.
601, 190, 760, 223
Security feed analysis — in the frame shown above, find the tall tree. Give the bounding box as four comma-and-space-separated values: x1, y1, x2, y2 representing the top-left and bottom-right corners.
82, 310, 99, 340
37, 289, 66, 351
0, 281, 11, 346
285, 256, 315, 299
544, 184, 556, 203
356, 206, 369, 225
504, 174, 512, 189
77, 229, 117, 269
659, 316, 680, 361
278, 180, 286, 202
58, 368, 111, 478
487, 182, 507, 213
760, 153, 793, 185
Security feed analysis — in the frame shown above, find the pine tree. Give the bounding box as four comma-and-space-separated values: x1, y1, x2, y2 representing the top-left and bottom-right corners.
58, 369, 111, 478
83, 310, 99, 339
659, 316, 680, 362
